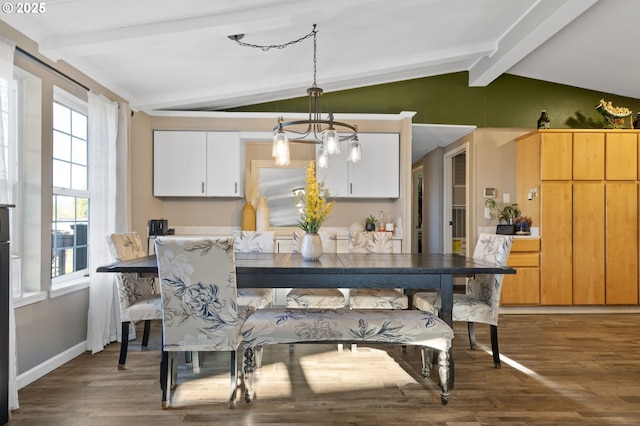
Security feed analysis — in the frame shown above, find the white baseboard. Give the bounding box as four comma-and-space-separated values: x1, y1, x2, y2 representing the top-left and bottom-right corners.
17, 341, 87, 389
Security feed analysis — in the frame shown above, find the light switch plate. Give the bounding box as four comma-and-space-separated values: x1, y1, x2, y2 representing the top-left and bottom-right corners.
503, 193, 510, 203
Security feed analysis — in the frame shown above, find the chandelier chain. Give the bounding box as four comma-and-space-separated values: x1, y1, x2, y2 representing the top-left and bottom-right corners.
230, 25, 318, 53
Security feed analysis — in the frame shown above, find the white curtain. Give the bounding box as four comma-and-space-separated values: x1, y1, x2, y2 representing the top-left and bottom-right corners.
0, 36, 18, 411
86, 91, 119, 353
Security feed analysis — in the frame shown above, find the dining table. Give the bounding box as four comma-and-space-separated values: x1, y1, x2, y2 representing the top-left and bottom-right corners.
97, 251, 516, 387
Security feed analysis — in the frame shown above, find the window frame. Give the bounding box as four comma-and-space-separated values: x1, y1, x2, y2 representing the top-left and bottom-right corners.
51, 88, 90, 287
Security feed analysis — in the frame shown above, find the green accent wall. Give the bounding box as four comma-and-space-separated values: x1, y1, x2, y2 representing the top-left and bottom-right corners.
229, 72, 640, 129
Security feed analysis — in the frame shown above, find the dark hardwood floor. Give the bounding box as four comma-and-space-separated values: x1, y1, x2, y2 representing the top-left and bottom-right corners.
9, 314, 640, 425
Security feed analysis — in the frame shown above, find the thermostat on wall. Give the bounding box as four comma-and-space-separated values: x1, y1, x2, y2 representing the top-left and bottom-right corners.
483, 187, 496, 198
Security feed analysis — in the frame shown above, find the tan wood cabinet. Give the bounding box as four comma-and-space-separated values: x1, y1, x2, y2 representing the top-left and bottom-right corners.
606, 133, 637, 180
502, 238, 540, 305
605, 182, 638, 303
516, 129, 640, 306
573, 133, 604, 180
572, 182, 605, 304
540, 182, 573, 305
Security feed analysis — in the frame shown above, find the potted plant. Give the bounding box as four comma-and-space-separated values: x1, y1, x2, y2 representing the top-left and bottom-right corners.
296, 160, 336, 260
514, 215, 532, 234
364, 214, 377, 232
485, 199, 520, 234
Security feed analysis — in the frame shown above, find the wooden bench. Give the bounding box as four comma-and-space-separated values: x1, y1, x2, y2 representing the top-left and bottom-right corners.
241, 308, 454, 405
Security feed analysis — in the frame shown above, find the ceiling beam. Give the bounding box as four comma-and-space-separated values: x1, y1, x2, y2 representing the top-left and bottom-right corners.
468, 0, 599, 87
39, 0, 373, 58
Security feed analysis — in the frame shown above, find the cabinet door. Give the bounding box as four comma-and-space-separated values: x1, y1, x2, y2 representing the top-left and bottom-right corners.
153, 131, 206, 197
606, 182, 638, 304
606, 133, 637, 180
206, 132, 243, 197
349, 133, 400, 198
573, 183, 605, 304
316, 133, 400, 198
501, 238, 540, 305
573, 133, 604, 180
501, 268, 540, 305
316, 144, 349, 197
540, 183, 573, 305
540, 132, 572, 180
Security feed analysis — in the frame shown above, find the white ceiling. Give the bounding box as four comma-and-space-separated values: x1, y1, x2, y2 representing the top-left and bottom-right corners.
4, 0, 634, 161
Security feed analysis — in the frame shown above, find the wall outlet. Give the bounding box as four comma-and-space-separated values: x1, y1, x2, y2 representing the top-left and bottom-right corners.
503, 193, 510, 203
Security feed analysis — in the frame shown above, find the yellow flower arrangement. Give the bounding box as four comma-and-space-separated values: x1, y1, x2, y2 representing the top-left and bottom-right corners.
296, 160, 335, 233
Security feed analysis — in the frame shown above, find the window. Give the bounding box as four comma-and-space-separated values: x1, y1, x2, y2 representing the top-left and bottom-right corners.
1, 68, 21, 297
51, 97, 89, 281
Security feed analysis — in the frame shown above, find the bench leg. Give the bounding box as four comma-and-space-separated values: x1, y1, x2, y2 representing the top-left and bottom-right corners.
437, 349, 450, 405
420, 347, 432, 379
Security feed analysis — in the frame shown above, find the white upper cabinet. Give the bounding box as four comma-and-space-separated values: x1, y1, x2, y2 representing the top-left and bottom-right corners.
317, 133, 399, 198
206, 131, 243, 197
153, 130, 243, 197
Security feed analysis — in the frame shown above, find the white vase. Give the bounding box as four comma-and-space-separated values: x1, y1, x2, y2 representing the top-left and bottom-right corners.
255, 196, 270, 231
301, 233, 323, 260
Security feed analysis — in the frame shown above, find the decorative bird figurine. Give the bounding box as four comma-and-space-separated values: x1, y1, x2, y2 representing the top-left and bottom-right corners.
537, 110, 550, 129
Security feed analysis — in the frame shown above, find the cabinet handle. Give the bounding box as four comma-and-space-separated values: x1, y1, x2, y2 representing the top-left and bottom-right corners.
235, 182, 238, 194
201, 182, 205, 193
350, 183, 353, 194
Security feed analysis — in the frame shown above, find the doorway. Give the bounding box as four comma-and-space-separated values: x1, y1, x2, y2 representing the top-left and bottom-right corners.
443, 144, 468, 255
412, 166, 423, 253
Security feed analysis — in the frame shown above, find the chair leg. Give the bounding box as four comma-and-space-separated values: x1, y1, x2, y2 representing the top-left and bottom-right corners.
160, 350, 170, 408
228, 350, 238, 409
141, 320, 151, 348
243, 347, 257, 403
437, 350, 450, 405
118, 321, 130, 370
490, 324, 501, 368
467, 322, 478, 349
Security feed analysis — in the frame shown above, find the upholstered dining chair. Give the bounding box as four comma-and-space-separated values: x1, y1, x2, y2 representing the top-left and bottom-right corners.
154, 236, 254, 408
348, 231, 408, 309
413, 233, 514, 367
106, 232, 162, 370
286, 229, 345, 309
233, 231, 276, 309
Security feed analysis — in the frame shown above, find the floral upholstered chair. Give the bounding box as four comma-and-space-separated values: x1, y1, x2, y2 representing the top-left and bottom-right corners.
413, 233, 514, 367
233, 231, 275, 309
154, 236, 254, 408
348, 231, 408, 310
106, 232, 162, 370
286, 229, 345, 309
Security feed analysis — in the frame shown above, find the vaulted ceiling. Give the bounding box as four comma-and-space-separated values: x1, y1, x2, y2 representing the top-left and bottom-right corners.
3, 0, 635, 159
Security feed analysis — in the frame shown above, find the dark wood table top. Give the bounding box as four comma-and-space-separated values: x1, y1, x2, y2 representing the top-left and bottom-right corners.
97, 252, 514, 278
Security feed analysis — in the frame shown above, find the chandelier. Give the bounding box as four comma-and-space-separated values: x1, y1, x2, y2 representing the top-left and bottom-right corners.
230, 25, 360, 167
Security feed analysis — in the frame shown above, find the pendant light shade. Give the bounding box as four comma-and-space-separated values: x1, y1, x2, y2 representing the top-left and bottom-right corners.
317, 149, 329, 168
348, 139, 362, 163
322, 128, 340, 155
272, 131, 290, 166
